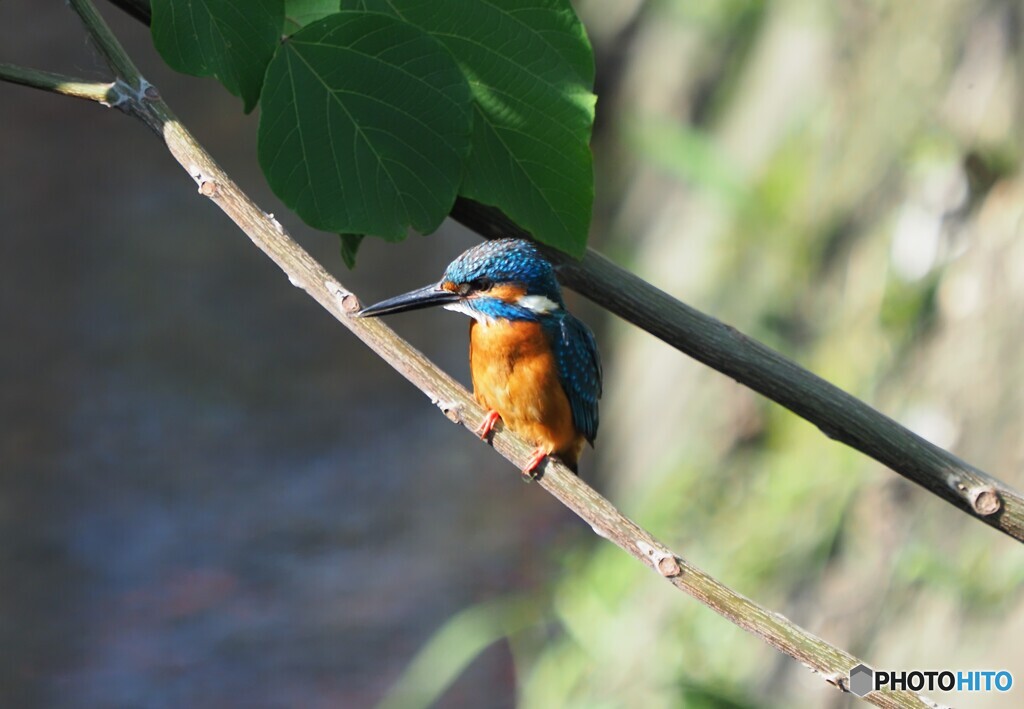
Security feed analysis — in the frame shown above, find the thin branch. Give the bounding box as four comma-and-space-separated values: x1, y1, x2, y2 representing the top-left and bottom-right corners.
0, 63, 116, 104
100, 0, 1024, 545
69, 0, 146, 90
1, 1, 941, 705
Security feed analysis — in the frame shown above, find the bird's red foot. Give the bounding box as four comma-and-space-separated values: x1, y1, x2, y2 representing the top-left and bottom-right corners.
475, 410, 501, 440
521, 448, 549, 482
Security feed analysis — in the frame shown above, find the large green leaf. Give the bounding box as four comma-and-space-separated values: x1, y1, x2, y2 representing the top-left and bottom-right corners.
345, 0, 596, 257
283, 0, 340, 35
151, 0, 283, 112
258, 13, 473, 239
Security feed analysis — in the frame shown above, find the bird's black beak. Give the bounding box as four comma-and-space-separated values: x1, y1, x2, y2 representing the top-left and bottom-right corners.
356, 283, 461, 318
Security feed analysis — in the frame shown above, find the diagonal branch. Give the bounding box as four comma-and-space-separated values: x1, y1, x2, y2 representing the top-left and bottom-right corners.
2, 1, 943, 705
98, 0, 1024, 545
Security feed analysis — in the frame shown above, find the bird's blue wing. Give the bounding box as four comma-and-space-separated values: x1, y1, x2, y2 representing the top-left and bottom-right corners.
550, 314, 602, 445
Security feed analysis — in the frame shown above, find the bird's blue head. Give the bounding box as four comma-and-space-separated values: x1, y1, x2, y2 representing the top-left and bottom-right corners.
358, 239, 565, 323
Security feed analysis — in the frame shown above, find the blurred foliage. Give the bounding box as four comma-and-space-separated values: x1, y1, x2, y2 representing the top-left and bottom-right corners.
384, 0, 1024, 706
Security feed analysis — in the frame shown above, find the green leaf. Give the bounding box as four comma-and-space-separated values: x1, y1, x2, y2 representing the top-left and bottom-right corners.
283, 0, 340, 35
347, 0, 596, 257
258, 13, 473, 239
151, 0, 283, 113
339, 233, 365, 268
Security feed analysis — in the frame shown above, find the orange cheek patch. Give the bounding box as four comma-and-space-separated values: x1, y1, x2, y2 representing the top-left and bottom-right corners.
440, 280, 460, 293
486, 283, 527, 303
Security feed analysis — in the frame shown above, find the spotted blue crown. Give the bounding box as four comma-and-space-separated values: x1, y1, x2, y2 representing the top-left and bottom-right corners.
443, 239, 565, 305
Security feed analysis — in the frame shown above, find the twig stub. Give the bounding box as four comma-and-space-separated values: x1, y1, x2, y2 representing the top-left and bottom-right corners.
970, 486, 1001, 516
657, 555, 683, 578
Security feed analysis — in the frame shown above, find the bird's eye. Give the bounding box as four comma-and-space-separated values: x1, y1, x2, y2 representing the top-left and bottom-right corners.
469, 277, 493, 291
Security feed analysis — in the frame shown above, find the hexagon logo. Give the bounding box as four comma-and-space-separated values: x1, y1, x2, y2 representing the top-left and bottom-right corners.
849, 664, 874, 697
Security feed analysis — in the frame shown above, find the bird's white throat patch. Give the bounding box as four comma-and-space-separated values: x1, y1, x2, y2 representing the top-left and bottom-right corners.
518, 295, 560, 314
443, 300, 495, 325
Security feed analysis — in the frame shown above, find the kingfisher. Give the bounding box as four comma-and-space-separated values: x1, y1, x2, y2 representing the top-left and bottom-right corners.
357, 238, 602, 477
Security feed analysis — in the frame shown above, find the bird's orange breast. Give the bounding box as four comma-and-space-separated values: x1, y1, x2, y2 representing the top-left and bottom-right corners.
469, 319, 585, 468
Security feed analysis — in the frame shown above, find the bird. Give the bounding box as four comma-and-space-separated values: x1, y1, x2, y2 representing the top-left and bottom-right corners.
357, 238, 602, 478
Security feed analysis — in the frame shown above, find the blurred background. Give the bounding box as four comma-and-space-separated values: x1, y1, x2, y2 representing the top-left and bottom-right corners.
2, 0, 1023, 707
